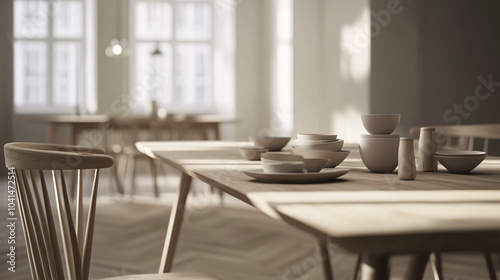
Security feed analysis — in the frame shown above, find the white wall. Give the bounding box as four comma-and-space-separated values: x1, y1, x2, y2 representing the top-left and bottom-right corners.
97, 0, 128, 115
293, 0, 325, 135
234, 0, 273, 140
293, 0, 370, 142
370, 0, 500, 146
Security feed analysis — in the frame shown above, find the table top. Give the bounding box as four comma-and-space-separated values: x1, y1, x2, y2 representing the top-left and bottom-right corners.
137, 141, 500, 254
137, 141, 500, 202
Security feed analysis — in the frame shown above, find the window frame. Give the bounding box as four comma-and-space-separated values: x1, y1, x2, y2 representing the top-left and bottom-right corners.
129, 0, 216, 114
13, 0, 96, 115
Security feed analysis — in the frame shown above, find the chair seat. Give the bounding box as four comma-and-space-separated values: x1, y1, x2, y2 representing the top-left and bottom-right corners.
99, 272, 218, 280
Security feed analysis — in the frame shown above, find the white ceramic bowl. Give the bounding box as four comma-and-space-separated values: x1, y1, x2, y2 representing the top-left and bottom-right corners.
292, 148, 350, 168
240, 147, 268, 161
361, 114, 401, 134
262, 161, 305, 174
261, 153, 304, 162
435, 150, 486, 174
297, 134, 338, 141
302, 158, 330, 172
250, 136, 291, 151
293, 139, 344, 152
359, 134, 400, 173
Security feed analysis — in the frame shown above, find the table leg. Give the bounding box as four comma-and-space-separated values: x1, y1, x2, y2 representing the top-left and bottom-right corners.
404, 253, 430, 280
430, 252, 443, 280
484, 252, 498, 280
318, 239, 334, 280
361, 254, 390, 280
158, 173, 192, 273
46, 124, 59, 143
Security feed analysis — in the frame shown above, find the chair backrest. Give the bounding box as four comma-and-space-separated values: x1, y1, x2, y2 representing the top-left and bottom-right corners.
4, 142, 114, 280
410, 124, 500, 154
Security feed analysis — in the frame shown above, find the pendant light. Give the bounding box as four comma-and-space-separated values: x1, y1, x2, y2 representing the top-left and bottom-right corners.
106, 0, 129, 58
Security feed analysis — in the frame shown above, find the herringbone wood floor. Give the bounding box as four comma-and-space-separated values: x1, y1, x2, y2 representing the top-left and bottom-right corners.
0, 168, 498, 280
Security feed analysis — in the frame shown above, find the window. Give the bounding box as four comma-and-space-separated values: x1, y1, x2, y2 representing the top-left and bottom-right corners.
130, 0, 215, 113
13, 0, 96, 114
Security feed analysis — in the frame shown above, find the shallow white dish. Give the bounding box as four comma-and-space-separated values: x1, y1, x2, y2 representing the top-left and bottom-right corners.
243, 168, 349, 183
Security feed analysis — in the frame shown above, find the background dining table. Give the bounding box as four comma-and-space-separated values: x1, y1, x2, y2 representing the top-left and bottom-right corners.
38, 114, 236, 145
136, 141, 500, 280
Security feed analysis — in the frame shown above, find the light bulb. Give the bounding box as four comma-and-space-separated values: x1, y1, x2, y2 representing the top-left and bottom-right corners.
112, 44, 123, 55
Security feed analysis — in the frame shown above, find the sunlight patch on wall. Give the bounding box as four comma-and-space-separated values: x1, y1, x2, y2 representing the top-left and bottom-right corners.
339, 5, 370, 82
270, 0, 293, 136
332, 107, 365, 143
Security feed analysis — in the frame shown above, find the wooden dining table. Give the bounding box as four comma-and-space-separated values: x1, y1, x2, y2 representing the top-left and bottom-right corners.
136, 141, 500, 280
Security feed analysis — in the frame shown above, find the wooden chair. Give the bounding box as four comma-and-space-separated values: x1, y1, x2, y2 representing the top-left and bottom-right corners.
410, 123, 500, 154
4, 142, 218, 280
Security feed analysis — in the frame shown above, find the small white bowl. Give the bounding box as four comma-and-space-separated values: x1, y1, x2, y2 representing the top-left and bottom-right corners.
250, 136, 291, 151
302, 158, 329, 172
240, 147, 268, 161
292, 149, 350, 168
297, 134, 338, 141
262, 161, 306, 174
361, 114, 400, 134
293, 139, 344, 151
435, 150, 486, 174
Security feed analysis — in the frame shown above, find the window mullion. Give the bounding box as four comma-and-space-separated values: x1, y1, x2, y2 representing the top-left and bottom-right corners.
80, 0, 87, 113
47, 0, 54, 107
171, 1, 177, 107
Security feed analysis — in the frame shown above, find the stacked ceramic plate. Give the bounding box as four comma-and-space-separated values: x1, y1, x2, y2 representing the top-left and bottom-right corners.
435, 150, 486, 174
243, 151, 349, 183
291, 134, 350, 168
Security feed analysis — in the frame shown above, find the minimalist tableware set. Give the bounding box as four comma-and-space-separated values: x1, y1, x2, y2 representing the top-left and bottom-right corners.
359, 114, 401, 173
242, 114, 487, 183
242, 134, 350, 183
291, 134, 350, 168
